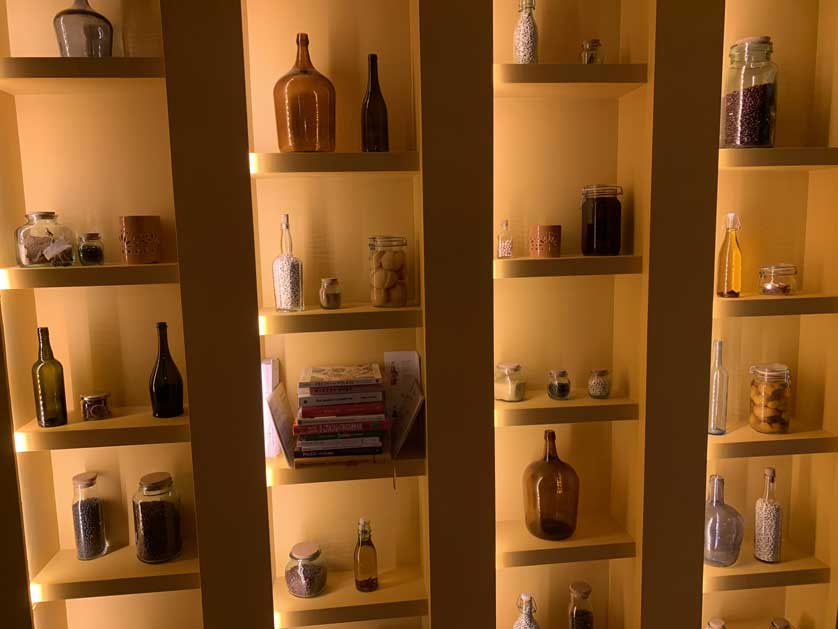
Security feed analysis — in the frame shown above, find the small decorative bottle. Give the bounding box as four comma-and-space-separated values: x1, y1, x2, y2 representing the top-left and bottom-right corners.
354, 518, 378, 592
523, 430, 580, 540
149, 322, 184, 418
513, 0, 538, 64
513, 593, 539, 629
361, 54, 389, 152
580, 39, 604, 64
755, 467, 782, 563
32, 327, 68, 428
54, 0, 113, 57
548, 370, 571, 400
708, 339, 728, 435
717, 212, 742, 298
498, 219, 513, 259
568, 582, 593, 629
704, 474, 744, 567
273, 214, 304, 311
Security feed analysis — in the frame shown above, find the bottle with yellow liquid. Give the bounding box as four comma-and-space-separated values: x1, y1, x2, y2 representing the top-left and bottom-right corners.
717, 212, 742, 297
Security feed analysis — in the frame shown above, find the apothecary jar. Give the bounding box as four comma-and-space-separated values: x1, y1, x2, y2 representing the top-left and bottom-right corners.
132, 472, 182, 564
721, 36, 777, 148
369, 236, 408, 308
16, 212, 76, 267
285, 542, 327, 598
749, 363, 792, 434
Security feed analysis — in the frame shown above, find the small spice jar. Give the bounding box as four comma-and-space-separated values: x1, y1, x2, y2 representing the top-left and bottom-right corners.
72, 472, 108, 560
78, 233, 104, 265
547, 369, 571, 400
132, 472, 182, 563
759, 263, 798, 295
15, 212, 76, 267
580, 39, 604, 64
749, 363, 792, 434
285, 542, 327, 598
581, 185, 622, 256
319, 277, 342, 309
588, 369, 611, 399
80, 392, 112, 420
369, 236, 408, 308
495, 363, 526, 402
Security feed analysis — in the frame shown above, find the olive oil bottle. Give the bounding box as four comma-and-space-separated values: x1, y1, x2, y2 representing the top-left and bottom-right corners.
716, 212, 742, 297
354, 517, 378, 592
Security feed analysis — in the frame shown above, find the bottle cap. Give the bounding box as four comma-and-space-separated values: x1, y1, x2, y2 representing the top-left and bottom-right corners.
583, 38, 602, 48
156, 321, 168, 329
358, 517, 371, 531
569, 581, 592, 598
764, 467, 776, 479
280, 213, 290, 228
139, 472, 173, 491
72, 471, 98, 488
708, 618, 726, 629
548, 369, 568, 378
497, 362, 522, 374
724, 212, 740, 230
500, 219, 509, 229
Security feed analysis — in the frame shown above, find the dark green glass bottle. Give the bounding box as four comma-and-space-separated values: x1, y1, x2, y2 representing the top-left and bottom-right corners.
361, 54, 389, 152
32, 327, 68, 427
149, 322, 183, 418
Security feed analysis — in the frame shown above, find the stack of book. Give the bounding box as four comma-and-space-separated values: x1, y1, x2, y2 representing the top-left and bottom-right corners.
294, 364, 389, 466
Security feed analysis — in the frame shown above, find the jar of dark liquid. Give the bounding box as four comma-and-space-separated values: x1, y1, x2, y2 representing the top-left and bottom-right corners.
581, 184, 622, 256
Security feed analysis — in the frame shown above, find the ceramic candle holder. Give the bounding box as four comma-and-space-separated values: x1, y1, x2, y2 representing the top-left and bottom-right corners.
120, 215, 161, 264
528, 225, 562, 258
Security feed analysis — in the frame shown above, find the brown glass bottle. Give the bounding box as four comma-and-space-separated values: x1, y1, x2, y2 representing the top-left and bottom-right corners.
274, 33, 336, 153
523, 429, 579, 540
361, 54, 389, 152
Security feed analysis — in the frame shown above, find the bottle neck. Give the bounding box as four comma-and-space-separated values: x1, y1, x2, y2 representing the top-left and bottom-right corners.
296, 37, 313, 70
763, 475, 775, 501
713, 342, 723, 369
281, 224, 294, 256
37, 329, 54, 361
157, 325, 171, 358
367, 56, 380, 92
709, 476, 725, 505
543, 434, 559, 461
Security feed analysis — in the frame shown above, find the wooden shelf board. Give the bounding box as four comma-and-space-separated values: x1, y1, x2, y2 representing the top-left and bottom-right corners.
273, 566, 427, 627
493, 255, 642, 279
495, 390, 638, 427
708, 425, 838, 459
715, 294, 838, 318
0, 263, 179, 289
496, 515, 635, 568
30, 544, 200, 602
494, 63, 647, 98
250, 152, 419, 175
719, 147, 838, 171
0, 57, 164, 94
703, 540, 829, 592
14, 407, 189, 452
259, 305, 423, 335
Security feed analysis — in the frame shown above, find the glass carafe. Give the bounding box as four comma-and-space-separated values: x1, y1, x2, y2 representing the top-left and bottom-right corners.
755, 467, 782, 563
54, 0, 113, 57
513, 593, 540, 629
704, 474, 744, 567
274, 33, 336, 152
523, 430, 579, 540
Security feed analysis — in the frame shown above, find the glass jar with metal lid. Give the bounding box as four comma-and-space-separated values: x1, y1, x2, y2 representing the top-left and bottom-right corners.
15, 212, 76, 267
580, 39, 603, 64
132, 471, 182, 563
588, 369, 611, 399
721, 36, 777, 148
749, 363, 792, 434
581, 185, 622, 256
72, 471, 108, 560
80, 392, 112, 420
369, 236, 408, 308
495, 363, 526, 402
759, 263, 798, 295
285, 541, 327, 597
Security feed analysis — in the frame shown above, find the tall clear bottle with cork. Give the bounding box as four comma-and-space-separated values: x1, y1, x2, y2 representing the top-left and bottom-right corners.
513, 0, 538, 64
273, 214, 304, 312
708, 339, 729, 435
755, 467, 782, 563
717, 212, 742, 297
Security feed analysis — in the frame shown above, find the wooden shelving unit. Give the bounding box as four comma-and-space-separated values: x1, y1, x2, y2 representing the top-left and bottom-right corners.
259, 305, 422, 335
493, 255, 642, 279
708, 425, 838, 459
493, 63, 647, 98
249, 151, 420, 175
494, 391, 638, 427
266, 448, 425, 487
719, 147, 838, 171
0, 57, 164, 94
0, 263, 179, 289
714, 294, 838, 318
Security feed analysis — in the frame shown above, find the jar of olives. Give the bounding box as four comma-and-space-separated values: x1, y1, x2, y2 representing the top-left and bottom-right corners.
749, 363, 792, 434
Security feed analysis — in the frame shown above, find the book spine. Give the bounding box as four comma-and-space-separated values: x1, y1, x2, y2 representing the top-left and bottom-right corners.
300, 437, 382, 451
295, 446, 384, 458
300, 402, 386, 418
296, 413, 387, 426
298, 391, 384, 407
298, 431, 386, 441
301, 384, 384, 395
293, 420, 390, 435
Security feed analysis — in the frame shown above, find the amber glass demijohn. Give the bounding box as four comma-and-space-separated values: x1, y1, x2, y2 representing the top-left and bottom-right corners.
274, 33, 336, 152
523, 429, 579, 540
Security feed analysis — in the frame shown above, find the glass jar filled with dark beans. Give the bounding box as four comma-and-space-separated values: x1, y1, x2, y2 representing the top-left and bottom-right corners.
547, 369, 571, 400
132, 472, 182, 563
581, 185, 622, 256
721, 36, 777, 148
72, 471, 108, 560
78, 233, 104, 265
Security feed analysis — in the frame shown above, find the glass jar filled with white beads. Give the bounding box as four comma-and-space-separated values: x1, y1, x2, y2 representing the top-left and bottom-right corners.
513, 0, 538, 64
587, 369, 611, 399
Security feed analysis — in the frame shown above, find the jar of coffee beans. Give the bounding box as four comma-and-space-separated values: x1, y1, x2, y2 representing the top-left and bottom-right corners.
285, 542, 327, 598
132, 472, 182, 563
72, 472, 108, 560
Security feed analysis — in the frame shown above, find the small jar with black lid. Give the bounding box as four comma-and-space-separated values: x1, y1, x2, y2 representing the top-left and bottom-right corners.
78, 233, 104, 265
581, 185, 622, 256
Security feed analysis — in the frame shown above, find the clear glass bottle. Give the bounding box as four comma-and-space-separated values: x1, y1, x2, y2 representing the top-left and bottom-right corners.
580, 39, 604, 64
513, 593, 540, 629
587, 369, 611, 399
72, 471, 108, 560
755, 467, 782, 563
273, 214, 304, 311
704, 474, 744, 567
78, 233, 104, 265
53, 0, 113, 58
369, 236, 408, 308
513, 0, 538, 64
548, 369, 571, 400
523, 429, 580, 540
354, 518, 378, 592
32, 327, 68, 428
749, 363, 792, 434
133, 472, 182, 563
361, 54, 389, 152
568, 582, 593, 629
285, 542, 327, 598
708, 339, 728, 435
319, 277, 342, 310
149, 322, 184, 418
495, 363, 526, 402
498, 219, 514, 259
16, 212, 76, 267
721, 36, 777, 148
717, 212, 742, 298
274, 33, 336, 152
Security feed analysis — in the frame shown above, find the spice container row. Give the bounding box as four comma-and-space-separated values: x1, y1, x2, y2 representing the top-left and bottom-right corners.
495, 364, 614, 403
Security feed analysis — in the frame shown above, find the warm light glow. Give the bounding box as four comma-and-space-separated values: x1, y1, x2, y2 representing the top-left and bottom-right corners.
274, 611, 281, 629
14, 431, 27, 453
258, 315, 267, 336
493, 409, 498, 428
29, 583, 43, 604
249, 153, 258, 175
0, 268, 10, 290
266, 464, 274, 488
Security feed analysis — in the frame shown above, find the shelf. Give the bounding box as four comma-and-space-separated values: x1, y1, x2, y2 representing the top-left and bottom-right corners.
493, 63, 647, 98
494, 390, 638, 427
714, 294, 838, 318
273, 566, 427, 628
493, 255, 642, 279
266, 451, 426, 487
0, 57, 165, 94
249, 152, 420, 175
719, 147, 838, 171
496, 515, 635, 568
14, 407, 189, 452
29, 544, 200, 602
259, 305, 423, 335
703, 539, 830, 592
0, 263, 179, 289
708, 425, 838, 459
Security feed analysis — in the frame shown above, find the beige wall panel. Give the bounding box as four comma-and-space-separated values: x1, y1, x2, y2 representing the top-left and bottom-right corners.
254, 177, 418, 308
65, 590, 203, 629
804, 170, 838, 294
0, 92, 25, 267
492, 0, 620, 64
17, 451, 60, 573
243, 0, 415, 153
702, 587, 788, 627
14, 91, 177, 262
796, 316, 832, 435
617, 0, 649, 63
294, 621, 421, 629
724, 0, 820, 147
32, 601, 68, 629
784, 583, 831, 629
2, 289, 38, 424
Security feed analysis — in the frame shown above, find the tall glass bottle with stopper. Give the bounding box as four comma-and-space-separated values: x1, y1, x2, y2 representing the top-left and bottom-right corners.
755, 467, 782, 563
149, 322, 184, 418
523, 429, 580, 540
273, 214, 304, 311
513, 0, 538, 64
568, 582, 593, 629
513, 593, 539, 629
704, 474, 744, 567
354, 517, 378, 592
32, 327, 68, 428
717, 212, 742, 297
709, 339, 729, 435
361, 54, 389, 152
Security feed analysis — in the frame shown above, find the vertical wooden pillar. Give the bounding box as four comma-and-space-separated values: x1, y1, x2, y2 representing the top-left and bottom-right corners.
160, 2, 273, 628
418, 0, 495, 626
